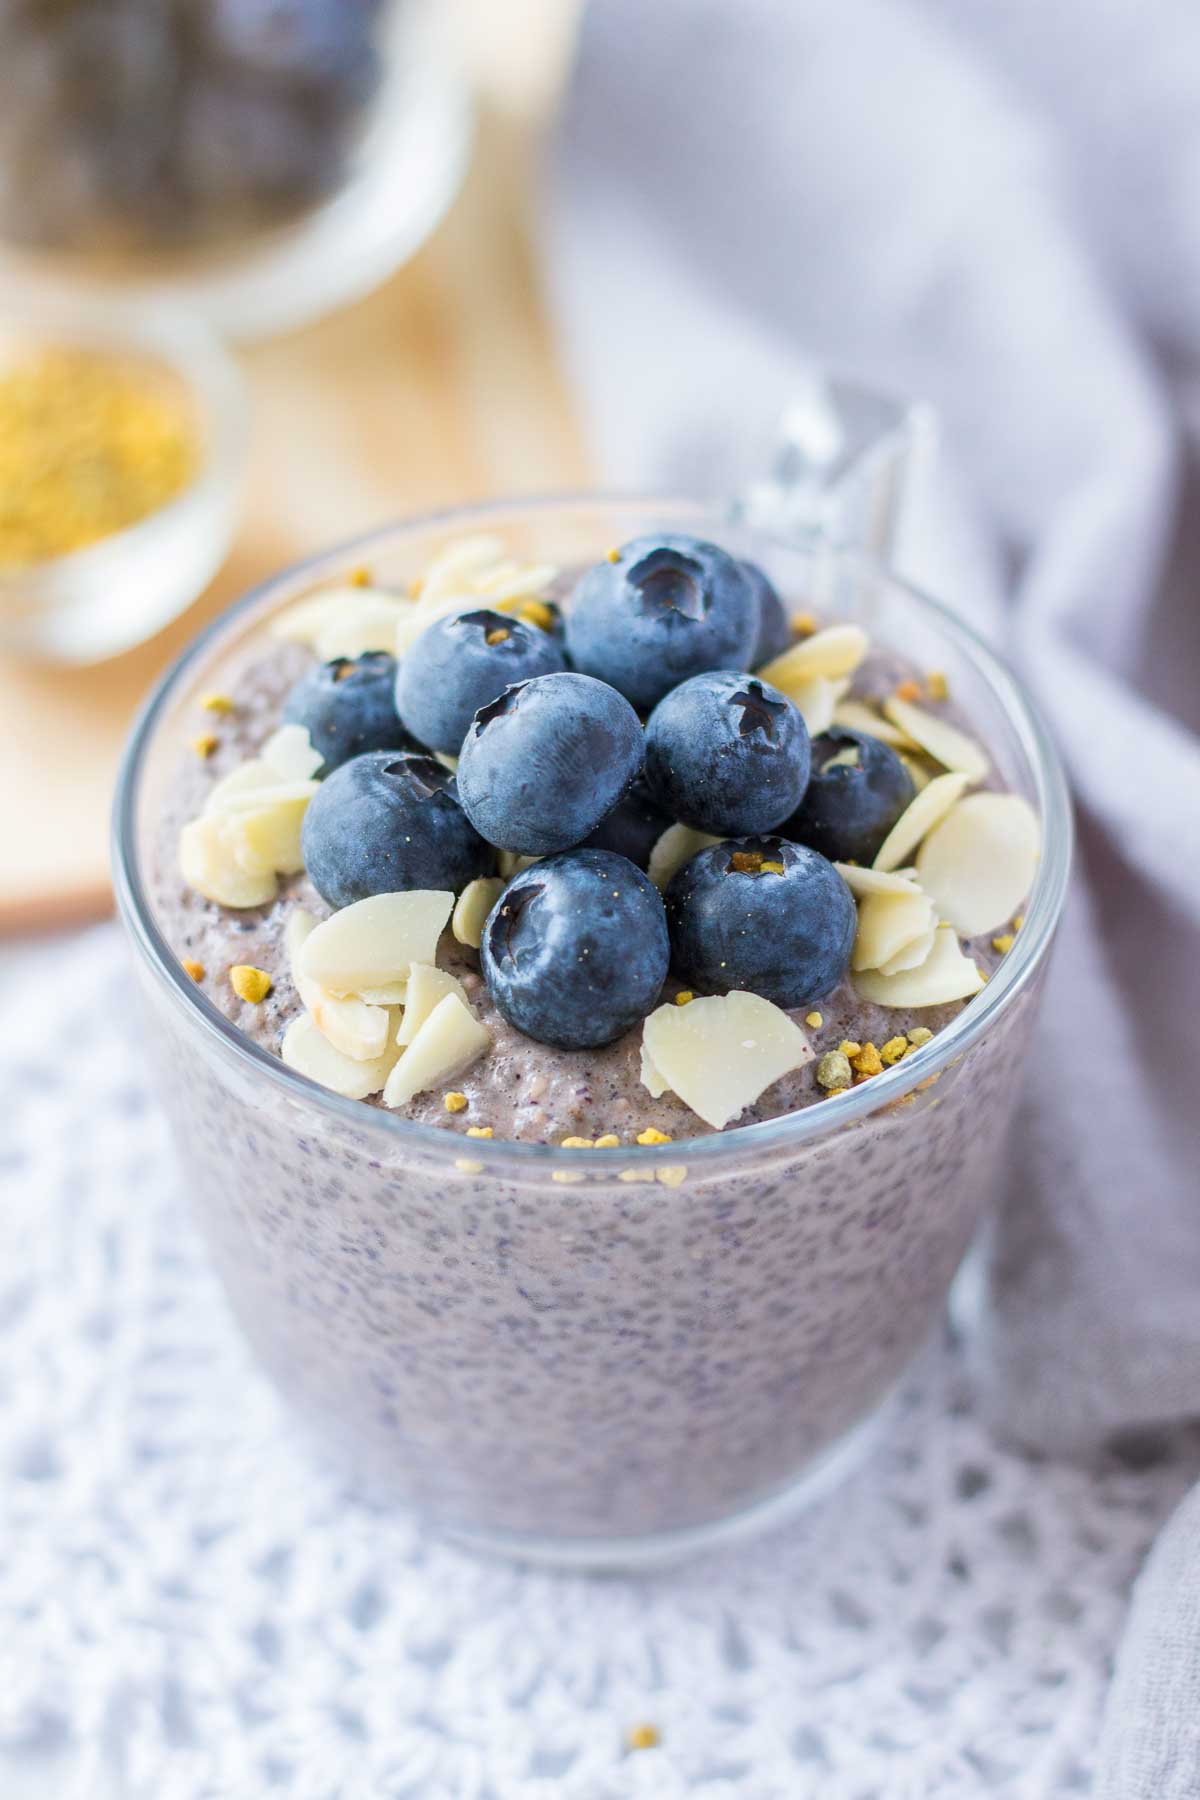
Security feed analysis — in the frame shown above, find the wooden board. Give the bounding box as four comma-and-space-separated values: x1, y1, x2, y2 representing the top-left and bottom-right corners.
0, 114, 588, 933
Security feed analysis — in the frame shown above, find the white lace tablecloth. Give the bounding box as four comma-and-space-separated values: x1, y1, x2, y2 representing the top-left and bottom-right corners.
3, 927, 1197, 1800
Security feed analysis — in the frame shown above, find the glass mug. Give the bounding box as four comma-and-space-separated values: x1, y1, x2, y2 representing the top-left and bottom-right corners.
113, 401, 1071, 1567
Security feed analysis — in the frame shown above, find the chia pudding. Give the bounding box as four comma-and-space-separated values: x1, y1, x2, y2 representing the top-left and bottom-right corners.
117, 502, 1067, 1556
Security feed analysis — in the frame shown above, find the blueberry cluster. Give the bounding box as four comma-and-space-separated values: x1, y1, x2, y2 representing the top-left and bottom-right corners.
292, 536, 915, 1051
0, 0, 382, 251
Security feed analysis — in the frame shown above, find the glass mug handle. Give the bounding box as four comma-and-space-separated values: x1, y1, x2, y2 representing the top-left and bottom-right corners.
731, 374, 934, 565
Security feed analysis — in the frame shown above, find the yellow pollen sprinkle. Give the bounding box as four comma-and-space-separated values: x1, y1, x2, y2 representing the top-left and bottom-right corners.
627, 1723, 661, 1751
805, 1011, 823, 1029
894, 678, 923, 703
229, 965, 271, 1004
880, 1036, 909, 1065
561, 1135, 594, 1149
758, 860, 785, 875
926, 670, 949, 700
519, 599, 555, 632
465, 1126, 493, 1139
593, 1134, 621, 1148
839, 1040, 861, 1058
407, 575, 424, 599
675, 990, 694, 1006
349, 565, 373, 587
605, 546, 621, 563
637, 1127, 672, 1145
991, 933, 1015, 954
1012, 914, 1025, 931
485, 627, 510, 646
791, 611, 819, 637
199, 693, 234, 715
181, 958, 205, 983
907, 1026, 934, 1046
850, 1042, 884, 1078
455, 1157, 483, 1174
443, 1092, 468, 1114
915, 1073, 941, 1091
730, 850, 764, 873
192, 733, 219, 758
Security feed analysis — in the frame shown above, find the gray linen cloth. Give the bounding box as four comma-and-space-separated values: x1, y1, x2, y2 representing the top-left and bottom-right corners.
543, 1, 1200, 1788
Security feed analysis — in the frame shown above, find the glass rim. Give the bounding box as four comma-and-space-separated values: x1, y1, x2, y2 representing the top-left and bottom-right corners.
111, 491, 1073, 1170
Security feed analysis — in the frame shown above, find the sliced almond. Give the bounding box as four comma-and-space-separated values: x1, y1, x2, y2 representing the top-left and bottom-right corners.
262, 723, 323, 782
789, 675, 850, 737
833, 862, 922, 898
396, 963, 470, 1045
452, 875, 505, 949
872, 772, 970, 872
832, 700, 917, 749
396, 593, 469, 653
647, 824, 723, 891
298, 890, 453, 994
227, 790, 315, 878
852, 924, 984, 1008
851, 888, 938, 972
900, 754, 937, 793
281, 1012, 399, 1099
204, 759, 277, 814
355, 981, 409, 1006
883, 696, 989, 783
179, 814, 278, 908
876, 921, 938, 977
382, 993, 491, 1109
757, 623, 870, 688
474, 561, 558, 602
641, 990, 813, 1130
419, 535, 507, 600
915, 793, 1041, 937
286, 909, 391, 1062
315, 594, 415, 663
640, 1040, 669, 1098
497, 850, 542, 881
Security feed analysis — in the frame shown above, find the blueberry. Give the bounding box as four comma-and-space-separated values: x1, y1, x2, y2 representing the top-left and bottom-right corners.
665, 837, 856, 1007
481, 849, 669, 1049
783, 727, 915, 865
643, 671, 811, 837
301, 751, 493, 908
282, 652, 413, 774
207, 0, 376, 84
394, 608, 566, 755
579, 779, 670, 870
743, 561, 791, 667
565, 534, 761, 711
456, 672, 645, 856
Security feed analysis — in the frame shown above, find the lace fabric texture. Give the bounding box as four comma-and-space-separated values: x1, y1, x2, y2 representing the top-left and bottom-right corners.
3, 928, 1196, 1800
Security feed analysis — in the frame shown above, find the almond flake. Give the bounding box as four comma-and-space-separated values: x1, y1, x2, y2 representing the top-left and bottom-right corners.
833, 862, 922, 898
396, 963, 470, 1045
281, 1012, 399, 1099
273, 589, 412, 660
452, 876, 505, 949
647, 824, 723, 891
900, 754, 936, 793
915, 793, 1041, 936
872, 772, 971, 872
227, 790, 315, 877
641, 991, 813, 1130
262, 723, 323, 782
418, 535, 507, 600
285, 910, 391, 1063
640, 1041, 669, 1098
757, 623, 870, 687
355, 981, 409, 1006
852, 924, 985, 1008
877, 921, 937, 976
203, 760, 276, 813
382, 994, 491, 1109
298, 890, 453, 995
882, 696, 989, 782
851, 888, 938, 972
179, 814, 277, 908
770, 673, 847, 737
831, 700, 917, 749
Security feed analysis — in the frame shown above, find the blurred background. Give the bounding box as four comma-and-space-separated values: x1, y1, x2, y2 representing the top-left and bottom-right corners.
0, 0, 585, 933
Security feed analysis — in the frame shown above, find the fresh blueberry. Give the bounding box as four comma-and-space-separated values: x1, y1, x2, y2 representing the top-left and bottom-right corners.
643, 670, 811, 837
282, 652, 413, 774
481, 849, 669, 1049
743, 561, 791, 667
301, 750, 493, 908
394, 608, 566, 755
456, 672, 645, 856
665, 836, 856, 1008
579, 779, 671, 870
565, 534, 761, 711
783, 727, 915, 865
